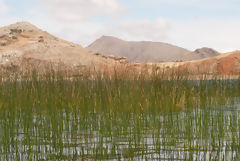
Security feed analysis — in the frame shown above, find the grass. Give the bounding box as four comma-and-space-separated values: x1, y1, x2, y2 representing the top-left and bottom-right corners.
0, 71, 240, 160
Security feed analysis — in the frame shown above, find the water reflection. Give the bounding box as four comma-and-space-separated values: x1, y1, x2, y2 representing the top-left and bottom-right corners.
0, 105, 240, 160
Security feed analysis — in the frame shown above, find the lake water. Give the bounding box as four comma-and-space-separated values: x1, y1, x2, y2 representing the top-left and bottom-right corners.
0, 105, 240, 160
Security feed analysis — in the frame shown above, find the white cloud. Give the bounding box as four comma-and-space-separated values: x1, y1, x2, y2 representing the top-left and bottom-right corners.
33, 18, 170, 47
168, 19, 240, 52
99, 18, 169, 42
39, 0, 127, 21
18, 0, 170, 47
23, 0, 240, 52
0, 0, 8, 14
29, 14, 240, 53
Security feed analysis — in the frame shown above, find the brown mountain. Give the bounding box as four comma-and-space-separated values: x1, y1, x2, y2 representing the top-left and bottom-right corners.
0, 22, 126, 75
176, 50, 240, 75
87, 36, 191, 63
182, 47, 220, 61
87, 36, 220, 63
0, 22, 238, 77
155, 51, 240, 76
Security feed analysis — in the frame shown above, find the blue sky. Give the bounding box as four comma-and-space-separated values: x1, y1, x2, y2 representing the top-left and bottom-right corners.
0, 0, 240, 52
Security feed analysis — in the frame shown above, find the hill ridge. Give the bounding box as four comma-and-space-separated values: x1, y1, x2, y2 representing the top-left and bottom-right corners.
87, 36, 219, 63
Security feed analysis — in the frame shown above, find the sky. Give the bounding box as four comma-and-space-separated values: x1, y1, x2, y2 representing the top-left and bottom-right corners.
0, 0, 240, 52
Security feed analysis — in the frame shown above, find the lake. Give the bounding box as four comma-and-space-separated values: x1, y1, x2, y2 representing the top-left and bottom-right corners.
0, 77, 239, 160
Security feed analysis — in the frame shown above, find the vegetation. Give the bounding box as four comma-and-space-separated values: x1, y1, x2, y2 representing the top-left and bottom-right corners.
10, 28, 23, 34
0, 72, 240, 160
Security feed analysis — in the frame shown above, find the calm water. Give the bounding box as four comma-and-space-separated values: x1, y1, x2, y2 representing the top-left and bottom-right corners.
1, 105, 240, 160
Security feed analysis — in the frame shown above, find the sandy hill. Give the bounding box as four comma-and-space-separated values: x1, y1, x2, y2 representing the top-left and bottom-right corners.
155, 50, 240, 76
87, 36, 220, 63
177, 50, 240, 75
0, 22, 127, 75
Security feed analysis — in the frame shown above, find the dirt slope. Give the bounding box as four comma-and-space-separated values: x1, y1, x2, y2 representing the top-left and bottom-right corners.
167, 51, 240, 75
0, 22, 127, 75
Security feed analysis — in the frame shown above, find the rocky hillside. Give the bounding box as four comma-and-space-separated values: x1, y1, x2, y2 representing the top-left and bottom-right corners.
0, 22, 128, 75
87, 36, 220, 63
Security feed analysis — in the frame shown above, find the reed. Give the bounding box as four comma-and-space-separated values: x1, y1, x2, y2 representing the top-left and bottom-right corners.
0, 71, 239, 160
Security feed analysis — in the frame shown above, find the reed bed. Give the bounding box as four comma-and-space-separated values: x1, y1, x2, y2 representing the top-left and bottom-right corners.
0, 72, 240, 160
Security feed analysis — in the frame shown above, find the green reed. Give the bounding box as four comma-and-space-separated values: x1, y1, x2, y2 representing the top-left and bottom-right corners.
0, 72, 240, 160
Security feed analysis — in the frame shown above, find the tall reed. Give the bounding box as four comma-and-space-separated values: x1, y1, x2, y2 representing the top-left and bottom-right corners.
0, 71, 239, 160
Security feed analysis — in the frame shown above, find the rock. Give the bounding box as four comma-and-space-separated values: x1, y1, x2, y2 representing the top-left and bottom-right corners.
94, 53, 101, 56
134, 63, 140, 66
38, 39, 44, 43
9, 28, 23, 34
102, 55, 108, 59
0, 40, 7, 46
20, 34, 30, 38
108, 55, 115, 59
0, 34, 6, 39
119, 57, 127, 60
11, 36, 18, 40
38, 36, 44, 42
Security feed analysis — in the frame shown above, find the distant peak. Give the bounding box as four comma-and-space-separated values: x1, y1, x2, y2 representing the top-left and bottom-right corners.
98, 35, 123, 41
100, 35, 116, 38
194, 47, 218, 53
193, 47, 220, 57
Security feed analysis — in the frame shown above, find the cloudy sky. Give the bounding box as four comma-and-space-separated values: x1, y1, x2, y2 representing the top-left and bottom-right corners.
0, 0, 239, 52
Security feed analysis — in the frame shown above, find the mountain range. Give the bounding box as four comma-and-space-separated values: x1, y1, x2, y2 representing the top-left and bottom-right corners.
0, 22, 239, 76
87, 36, 220, 63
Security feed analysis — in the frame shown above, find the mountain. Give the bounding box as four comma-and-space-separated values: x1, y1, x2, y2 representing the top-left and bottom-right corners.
0, 22, 238, 77
87, 36, 191, 63
87, 36, 220, 63
0, 22, 126, 75
172, 51, 240, 75
181, 47, 220, 61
